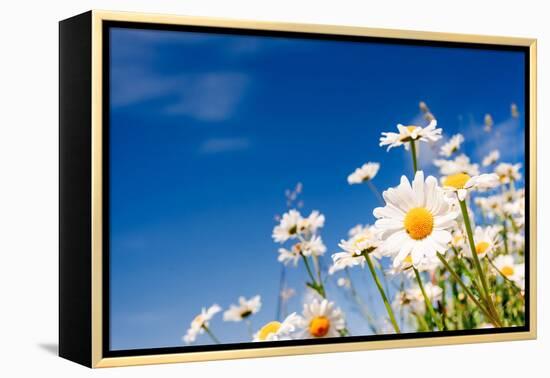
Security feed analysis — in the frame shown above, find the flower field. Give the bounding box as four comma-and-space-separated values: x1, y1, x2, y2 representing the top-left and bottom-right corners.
182, 102, 526, 345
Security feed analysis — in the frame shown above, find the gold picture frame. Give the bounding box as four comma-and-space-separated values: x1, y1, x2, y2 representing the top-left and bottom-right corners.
59, 9, 537, 368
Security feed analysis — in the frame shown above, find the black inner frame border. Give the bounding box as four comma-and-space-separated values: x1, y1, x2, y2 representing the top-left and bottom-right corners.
101, 19, 531, 358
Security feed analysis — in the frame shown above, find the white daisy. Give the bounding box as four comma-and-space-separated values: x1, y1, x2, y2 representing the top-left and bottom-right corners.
468, 225, 501, 258
223, 295, 262, 322
301, 210, 326, 235
253, 312, 302, 342
387, 253, 441, 276
278, 235, 327, 267
507, 231, 525, 251
347, 162, 380, 184
434, 154, 480, 176
272, 209, 302, 243
406, 282, 443, 315
277, 246, 301, 266
337, 277, 351, 288
182, 304, 221, 344
482, 150, 500, 167
394, 282, 442, 315
329, 251, 364, 274
272, 209, 325, 243
439, 134, 464, 157
373, 171, 459, 268
493, 255, 525, 290
441, 173, 500, 201
280, 287, 296, 302
450, 227, 466, 250
495, 163, 522, 184
301, 235, 327, 256
329, 225, 381, 274
478, 195, 505, 219
298, 299, 346, 338
380, 119, 442, 151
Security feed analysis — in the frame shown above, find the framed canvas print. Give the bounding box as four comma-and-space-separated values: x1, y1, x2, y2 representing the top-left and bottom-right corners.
59, 10, 537, 368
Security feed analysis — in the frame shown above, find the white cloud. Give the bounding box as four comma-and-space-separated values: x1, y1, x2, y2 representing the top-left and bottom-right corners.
463, 116, 524, 168
111, 69, 249, 122
198, 137, 251, 154
164, 73, 249, 121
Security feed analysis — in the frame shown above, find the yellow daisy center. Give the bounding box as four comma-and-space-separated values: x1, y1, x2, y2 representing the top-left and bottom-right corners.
353, 235, 368, 249
309, 316, 330, 337
475, 241, 490, 255
452, 234, 463, 245
443, 173, 471, 189
404, 207, 434, 240
406, 126, 417, 133
501, 265, 514, 277
258, 321, 281, 341
404, 254, 413, 264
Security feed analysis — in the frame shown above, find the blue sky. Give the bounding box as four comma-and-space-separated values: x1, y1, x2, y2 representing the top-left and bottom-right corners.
108, 27, 525, 350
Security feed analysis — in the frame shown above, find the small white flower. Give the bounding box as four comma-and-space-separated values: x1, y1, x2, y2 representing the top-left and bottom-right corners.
380, 119, 442, 151
347, 162, 380, 184
467, 226, 501, 258
302, 210, 326, 234
439, 134, 464, 157
272, 209, 325, 243
495, 162, 522, 184
183, 304, 221, 344
278, 236, 326, 266
434, 154, 480, 176
280, 287, 296, 301
450, 227, 466, 250
387, 253, 441, 277
329, 251, 364, 274
272, 209, 302, 243
301, 235, 327, 257
482, 150, 500, 167
337, 277, 351, 288
278, 246, 301, 266
253, 312, 302, 341
329, 225, 381, 274
507, 231, 525, 250
493, 255, 525, 290
373, 171, 458, 268
298, 299, 346, 338
395, 283, 442, 315
223, 295, 262, 322
441, 173, 500, 201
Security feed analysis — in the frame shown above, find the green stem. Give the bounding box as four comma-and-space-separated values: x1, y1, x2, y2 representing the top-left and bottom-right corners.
451, 246, 485, 299
437, 253, 500, 326
363, 252, 400, 333
302, 254, 326, 298
203, 326, 221, 344
413, 311, 430, 331
410, 140, 419, 173
413, 267, 443, 331
302, 254, 316, 283
458, 197, 501, 325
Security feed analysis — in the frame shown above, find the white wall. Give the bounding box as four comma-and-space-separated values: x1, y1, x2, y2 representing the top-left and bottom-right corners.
0, 0, 546, 376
